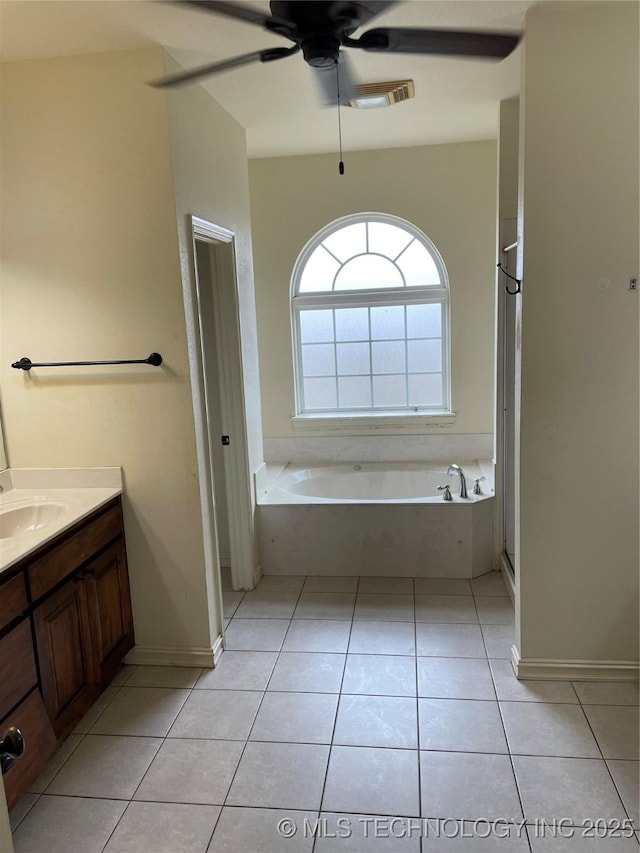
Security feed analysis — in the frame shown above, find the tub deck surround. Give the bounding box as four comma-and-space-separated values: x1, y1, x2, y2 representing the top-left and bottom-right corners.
263, 434, 494, 465
258, 462, 495, 578
0, 468, 123, 573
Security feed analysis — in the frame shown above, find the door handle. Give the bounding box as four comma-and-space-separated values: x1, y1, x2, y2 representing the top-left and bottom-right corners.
1, 727, 25, 775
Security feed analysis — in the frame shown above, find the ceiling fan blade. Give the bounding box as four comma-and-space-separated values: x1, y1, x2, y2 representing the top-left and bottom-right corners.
352, 27, 520, 59
313, 53, 358, 106
177, 0, 294, 32
149, 46, 299, 88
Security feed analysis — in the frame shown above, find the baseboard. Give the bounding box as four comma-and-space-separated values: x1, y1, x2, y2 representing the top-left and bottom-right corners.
125, 644, 217, 668
212, 634, 224, 667
511, 647, 640, 682
499, 555, 516, 606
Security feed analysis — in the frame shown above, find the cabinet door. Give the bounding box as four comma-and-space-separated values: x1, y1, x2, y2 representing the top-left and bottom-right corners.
33, 578, 98, 739
85, 541, 134, 686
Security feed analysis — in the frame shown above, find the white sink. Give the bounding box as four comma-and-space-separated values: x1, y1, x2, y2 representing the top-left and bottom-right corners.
0, 499, 69, 539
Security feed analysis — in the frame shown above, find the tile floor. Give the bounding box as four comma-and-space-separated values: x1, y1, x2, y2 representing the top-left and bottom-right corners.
9, 570, 639, 852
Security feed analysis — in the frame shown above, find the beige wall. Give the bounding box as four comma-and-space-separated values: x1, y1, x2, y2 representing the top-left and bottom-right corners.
249, 141, 497, 438
164, 54, 263, 482
498, 99, 520, 222
518, 2, 639, 663
0, 48, 226, 655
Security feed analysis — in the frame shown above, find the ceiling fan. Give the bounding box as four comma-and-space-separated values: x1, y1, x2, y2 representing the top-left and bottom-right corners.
151, 0, 521, 102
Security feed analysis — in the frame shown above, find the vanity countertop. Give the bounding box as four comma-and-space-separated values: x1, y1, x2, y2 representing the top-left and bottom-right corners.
0, 468, 123, 574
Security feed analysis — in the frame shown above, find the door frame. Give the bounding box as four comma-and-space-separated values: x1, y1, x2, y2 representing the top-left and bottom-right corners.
494, 218, 519, 600
0, 776, 13, 853
181, 215, 257, 645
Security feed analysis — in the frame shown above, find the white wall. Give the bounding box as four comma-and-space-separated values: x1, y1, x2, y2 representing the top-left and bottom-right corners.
517, 2, 639, 665
249, 141, 497, 441
0, 47, 255, 657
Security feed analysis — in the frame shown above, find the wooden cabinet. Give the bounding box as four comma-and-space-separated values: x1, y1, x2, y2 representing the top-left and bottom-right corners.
34, 576, 96, 739
0, 621, 38, 722
0, 496, 134, 806
85, 541, 134, 688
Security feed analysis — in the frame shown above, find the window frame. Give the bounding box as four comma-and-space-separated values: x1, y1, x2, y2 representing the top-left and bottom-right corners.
291, 212, 452, 423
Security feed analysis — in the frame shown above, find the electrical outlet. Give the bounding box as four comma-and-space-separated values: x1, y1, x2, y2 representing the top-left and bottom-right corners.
629, 278, 638, 291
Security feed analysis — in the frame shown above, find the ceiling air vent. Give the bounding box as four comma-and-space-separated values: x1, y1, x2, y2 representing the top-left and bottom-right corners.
347, 80, 415, 110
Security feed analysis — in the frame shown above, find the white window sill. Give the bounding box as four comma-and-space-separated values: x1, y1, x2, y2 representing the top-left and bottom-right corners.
291, 411, 456, 433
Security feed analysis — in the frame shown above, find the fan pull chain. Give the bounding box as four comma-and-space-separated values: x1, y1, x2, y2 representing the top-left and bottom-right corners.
336, 62, 344, 175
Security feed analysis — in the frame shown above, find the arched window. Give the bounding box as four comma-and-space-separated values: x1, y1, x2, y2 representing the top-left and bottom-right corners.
291, 213, 450, 415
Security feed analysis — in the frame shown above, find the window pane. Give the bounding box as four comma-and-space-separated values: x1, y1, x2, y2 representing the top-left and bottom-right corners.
371, 305, 405, 340
304, 377, 337, 410
335, 255, 403, 291
372, 340, 406, 374
337, 342, 370, 375
299, 309, 334, 343
335, 307, 369, 341
299, 246, 339, 293
368, 222, 413, 260
406, 303, 441, 338
301, 343, 335, 377
338, 376, 372, 408
396, 240, 441, 286
322, 222, 366, 262
407, 338, 442, 372
294, 215, 449, 415
408, 373, 443, 407
373, 375, 406, 407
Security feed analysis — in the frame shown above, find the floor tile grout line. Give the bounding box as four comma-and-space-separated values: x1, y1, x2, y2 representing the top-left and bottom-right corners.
493, 681, 533, 853
33, 682, 130, 796
26, 789, 635, 824
120, 679, 194, 826
98, 797, 134, 853
579, 699, 637, 826
413, 594, 424, 828
30, 730, 87, 797
97, 677, 195, 853
8, 793, 41, 833
315, 576, 356, 826
216, 666, 280, 822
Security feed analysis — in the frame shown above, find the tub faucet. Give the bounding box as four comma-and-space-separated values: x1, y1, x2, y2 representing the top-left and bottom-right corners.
447, 464, 468, 499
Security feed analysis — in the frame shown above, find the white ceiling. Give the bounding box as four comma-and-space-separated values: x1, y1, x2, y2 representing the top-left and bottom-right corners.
0, 0, 530, 158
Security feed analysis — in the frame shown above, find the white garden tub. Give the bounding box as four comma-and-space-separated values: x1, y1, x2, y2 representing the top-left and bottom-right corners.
258, 462, 494, 578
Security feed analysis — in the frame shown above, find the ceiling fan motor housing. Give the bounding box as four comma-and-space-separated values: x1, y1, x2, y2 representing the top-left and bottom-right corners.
302, 36, 341, 67
271, 1, 369, 66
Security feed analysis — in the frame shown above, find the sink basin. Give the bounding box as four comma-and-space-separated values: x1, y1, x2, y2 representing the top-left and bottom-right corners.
0, 499, 69, 539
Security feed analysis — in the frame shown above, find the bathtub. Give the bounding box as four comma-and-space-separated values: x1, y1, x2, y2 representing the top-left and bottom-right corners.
258, 462, 495, 578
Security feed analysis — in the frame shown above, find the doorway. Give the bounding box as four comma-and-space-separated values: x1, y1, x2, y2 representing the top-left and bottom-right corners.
182, 216, 258, 654
194, 241, 231, 572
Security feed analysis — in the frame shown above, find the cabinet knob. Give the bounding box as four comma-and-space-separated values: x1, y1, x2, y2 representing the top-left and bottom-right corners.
1, 726, 25, 775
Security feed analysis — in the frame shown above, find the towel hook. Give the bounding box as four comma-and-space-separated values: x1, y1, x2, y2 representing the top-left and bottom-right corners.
497, 262, 521, 295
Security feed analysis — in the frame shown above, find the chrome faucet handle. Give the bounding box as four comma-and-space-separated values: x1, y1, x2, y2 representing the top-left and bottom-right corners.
473, 476, 486, 495
438, 484, 453, 502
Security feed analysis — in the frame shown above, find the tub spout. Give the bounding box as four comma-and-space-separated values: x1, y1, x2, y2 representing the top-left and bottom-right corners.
447, 464, 468, 499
